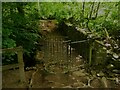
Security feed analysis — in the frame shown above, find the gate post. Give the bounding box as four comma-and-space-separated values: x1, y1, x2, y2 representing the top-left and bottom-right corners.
17, 46, 26, 84
69, 41, 72, 68
89, 41, 93, 66
66, 41, 69, 70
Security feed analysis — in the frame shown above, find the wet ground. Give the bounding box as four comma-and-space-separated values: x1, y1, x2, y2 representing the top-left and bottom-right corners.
2, 32, 120, 89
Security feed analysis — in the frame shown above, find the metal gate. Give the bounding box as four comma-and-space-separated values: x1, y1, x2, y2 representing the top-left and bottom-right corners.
43, 36, 73, 74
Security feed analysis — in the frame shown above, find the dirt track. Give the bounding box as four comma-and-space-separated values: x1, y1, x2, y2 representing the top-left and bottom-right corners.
2, 32, 119, 89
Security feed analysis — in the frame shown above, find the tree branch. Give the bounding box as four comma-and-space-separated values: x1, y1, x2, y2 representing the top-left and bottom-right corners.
95, 2, 100, 19
89, 2, 95, 19
82, 1, 85, 27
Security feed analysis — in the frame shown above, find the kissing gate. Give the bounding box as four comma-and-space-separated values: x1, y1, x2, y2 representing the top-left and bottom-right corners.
43, 35, 75, 73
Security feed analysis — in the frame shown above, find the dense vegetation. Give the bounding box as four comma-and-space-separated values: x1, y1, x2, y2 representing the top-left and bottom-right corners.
2, 2, 120, 74
2, 2, 41, 66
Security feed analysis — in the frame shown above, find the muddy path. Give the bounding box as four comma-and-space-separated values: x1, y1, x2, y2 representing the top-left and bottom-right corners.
2, 32, 119, 88
28, 32, 88, 88
27, 32, 118, 88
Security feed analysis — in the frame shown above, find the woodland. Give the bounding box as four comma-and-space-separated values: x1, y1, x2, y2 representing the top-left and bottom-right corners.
2, 2, 120, 88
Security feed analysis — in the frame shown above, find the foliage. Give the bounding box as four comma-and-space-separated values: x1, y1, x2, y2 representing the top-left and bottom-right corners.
39, 2, 119, 36
2, 2, 41, 65
38, 2, 119, 72
2, 2, 119, 71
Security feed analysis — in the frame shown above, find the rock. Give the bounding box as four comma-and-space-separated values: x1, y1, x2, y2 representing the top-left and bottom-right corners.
53, 82, 65, 88
101, 77, 108, 88
62, 86, 72, 88
97, 71, 104, 77
72, 71, 86, 77
107, 64, 114, 69
35, 51, 44, 60
107, 79, 116, 88
78, 77, 88, 85
67, 75, 77, 85
91, 78, 103, 88
112, 70, 120, 74
25, 67, 37, 71
75, 55, 82, 60
113, 53, 119, 59
91, 70, 97, 76
71, 82, 84, 88
115, 78, 120, 84
105, 43, 111, 47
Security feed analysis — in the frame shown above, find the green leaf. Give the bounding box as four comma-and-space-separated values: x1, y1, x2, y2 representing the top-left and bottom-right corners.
3, 38, 16, 48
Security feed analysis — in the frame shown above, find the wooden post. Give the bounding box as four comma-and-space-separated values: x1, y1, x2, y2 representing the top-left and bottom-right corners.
89, 43, 92, 66
17, 46, 26, 84
66, 42, 69, 70
2, 46, 26, 87
60, 38, 63, 69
